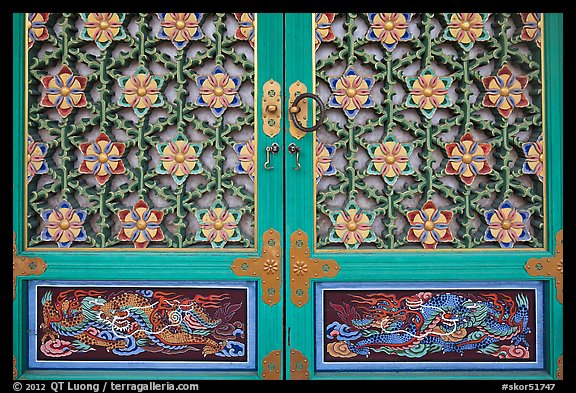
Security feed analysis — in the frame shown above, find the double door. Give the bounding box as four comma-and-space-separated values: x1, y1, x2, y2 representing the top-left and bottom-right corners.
13, 13, 563, 380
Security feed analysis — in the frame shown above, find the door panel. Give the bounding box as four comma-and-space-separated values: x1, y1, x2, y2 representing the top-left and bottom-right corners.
284, 13, 562, 380
13, 12, 284, 379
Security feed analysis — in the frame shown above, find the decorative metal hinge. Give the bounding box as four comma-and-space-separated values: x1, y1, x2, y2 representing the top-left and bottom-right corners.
13, 232, 47, 300
261, 349, 282, 380
556, 354, 563, 380
289, 349, 310, 380
288, 81, 308, 140
13, 355, 18, 380
289, 229, 340, 307
525, 229, 563, 304
262, 79, 281, 138
231, 228, 281, 306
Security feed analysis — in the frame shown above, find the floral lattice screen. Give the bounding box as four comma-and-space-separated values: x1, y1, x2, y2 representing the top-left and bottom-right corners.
25, 13, 256, 249
314, 13, 545, 250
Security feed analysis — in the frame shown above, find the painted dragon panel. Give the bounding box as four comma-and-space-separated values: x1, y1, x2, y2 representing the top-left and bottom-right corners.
29, 281, 256, 370
317, 282, 543, 371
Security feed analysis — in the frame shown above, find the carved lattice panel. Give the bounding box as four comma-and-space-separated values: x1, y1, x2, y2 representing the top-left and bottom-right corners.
314, 13, 544, 250
25, 13, 257, 249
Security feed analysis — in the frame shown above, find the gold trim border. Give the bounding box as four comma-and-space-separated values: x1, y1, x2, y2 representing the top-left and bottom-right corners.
312, 13, 548, 254
231, 228, 281, 306
289, 229, 339, 307
23, 13, 259, 253
13, 232, 47, 300
525, 229, 562, 304
261, 349, 282, 380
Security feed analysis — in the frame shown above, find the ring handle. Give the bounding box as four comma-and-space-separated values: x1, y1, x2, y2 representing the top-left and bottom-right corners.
289, 92, 326, 133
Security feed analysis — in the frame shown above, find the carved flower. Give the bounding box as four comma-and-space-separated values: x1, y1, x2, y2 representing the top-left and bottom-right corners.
328, 66, 375, 119
445, 132, 492, 185
195, 199, 242, 248
263, 259, 278, 275
366, 13, 413, 51
522, 134, 544, 182
366, 134, 414, 186
315, 140, 336, 184
195, 65, 242, 117
484, 199, 530, 248
315, 13, 336, 50
40, 200, 87, 248
27, 13, 50, 49
156, 132, 202, 185
293, 260, 308, 276
118, 200, 164, 249
40, 65, 87, 118
405, 67, 453, 119
443, 13, 490, 51
520, 13, 542, 48
329, 200, 377, 250
118, 66, 164, 117
406, 200, 454, 249
79, 13, 127, 50
234, 13, 255, 48
157, 13, 203, 50
79, 132, 126, 185
233, 137, 255, 181
482, 64, 529, 118
27, 135, 48, 183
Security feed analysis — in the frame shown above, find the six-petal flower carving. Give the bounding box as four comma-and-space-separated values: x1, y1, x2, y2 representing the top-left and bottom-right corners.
366, 13, 413, 51
118, 200, 164, 249
315, 13, 336, 50
234, 13, 255, 48
233, 137, 255, 181
522, 135, 544, 182
315, 140, 337, 184
27, 135, 48, 183
195, 199, 242, 248
40, 65, 87, 118
195, 65, 242, 117
79, 132, 126, 185
482, 64, 529, 118
405, 67, 453, 119
328, 66, 375, 119
406, 200, 454, 249
484, 199, 531, 248
443, 13, 490, 51
79, 13, 127, 50
27, 13, 50, 49
520, 13, 542, 48
328, 200, 377, 250
366, 134, 414, 186
156, 132, 203, 185
40, 200, 87, 248
157, 13, 203, 50
445, 132, 492, 185
118, 66, 164, 117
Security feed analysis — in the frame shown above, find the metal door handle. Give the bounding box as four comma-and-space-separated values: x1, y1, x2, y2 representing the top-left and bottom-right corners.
288, 143, 301, 170
264, 143, 280, 169
289, 92, 326, 133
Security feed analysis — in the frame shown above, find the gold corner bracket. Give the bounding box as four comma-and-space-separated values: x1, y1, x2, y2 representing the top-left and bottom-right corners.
261, 349, 282, 380
289, 229, 340, 307
262, 79, 281, 138
289, 349, 310, 380
231, 228, 281, 306
556, 354, 563, 380
13, 232, 47, 300
525, 229, 563, 304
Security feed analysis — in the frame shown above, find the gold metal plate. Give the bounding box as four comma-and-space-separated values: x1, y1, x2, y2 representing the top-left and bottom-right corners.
13, 232, 47, 300
289, 229, 340, 307
556, 354, 563, 380
261, 349, 282, 380
289, 349, 310, 380
525, 229, 563, 304
288, 81, 308, 140
262, 79, 281, 138
231, 228, 281, 306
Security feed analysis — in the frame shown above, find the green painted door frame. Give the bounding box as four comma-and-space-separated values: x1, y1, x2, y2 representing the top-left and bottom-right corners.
13, 13, 562, 380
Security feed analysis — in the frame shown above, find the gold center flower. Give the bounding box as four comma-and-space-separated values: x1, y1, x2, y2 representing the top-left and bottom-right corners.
424, 220, 435, 231
462, 153, 473, 164
384, 21, 395, 31
346, 87, 357, 98
175, 152, 185, 163
500, 86, 510, 97
99, 20, 109, 30
59, 219, 70, 230
60, 86, 71, 97
460, 21, 471, 31
346, 221, 358, 232
137, 87, 148, 97
539, 153, 544, 163
385, 154, 396, 164
98, 153, 109, 163
213, 220, 224, 230
423, 87, 434, 97
214, 86, 224, 97
26, 153, 32, 163
136, 219, 147, 230
175, 20, 186, 30
501, 219, 512, 230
